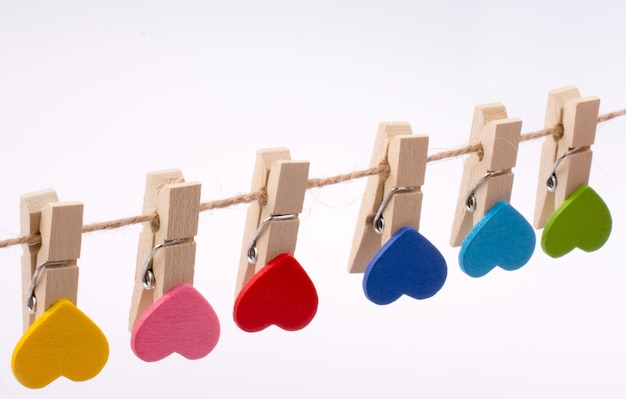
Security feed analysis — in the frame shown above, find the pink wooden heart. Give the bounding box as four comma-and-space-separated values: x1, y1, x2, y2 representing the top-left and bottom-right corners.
131, 283, 220, 362
234, 253, 318, 332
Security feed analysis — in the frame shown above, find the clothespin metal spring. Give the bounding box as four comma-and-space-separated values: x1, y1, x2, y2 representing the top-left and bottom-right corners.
464, 169, 508, 212
372, 186, 415, 234
545, 146, 585, 192
246, 214, 298, 264
25, 260, 69, 314
141, 238, 186, 290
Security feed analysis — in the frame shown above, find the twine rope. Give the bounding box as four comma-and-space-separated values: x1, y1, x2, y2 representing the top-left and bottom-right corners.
1, 109, 624, 249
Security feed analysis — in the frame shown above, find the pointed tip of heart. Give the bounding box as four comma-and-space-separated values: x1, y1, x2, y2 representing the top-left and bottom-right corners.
542, 184, 612, 258
234, 253, 318, 332
131, 283, 221, 362
363, 227, 447, 305
12, 299, 109, 389
459, 201, 536, 278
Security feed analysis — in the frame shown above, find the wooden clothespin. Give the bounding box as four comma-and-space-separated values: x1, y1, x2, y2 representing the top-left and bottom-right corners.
533, 86, 611, 257
348, 123, 447, 304
129, 169, 219, 362
233, 148, 317, 332
13, 189, 108, 389
450, 104, 535, 277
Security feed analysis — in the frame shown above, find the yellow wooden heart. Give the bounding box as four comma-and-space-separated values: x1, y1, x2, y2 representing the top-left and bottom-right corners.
11, 299, 109, 389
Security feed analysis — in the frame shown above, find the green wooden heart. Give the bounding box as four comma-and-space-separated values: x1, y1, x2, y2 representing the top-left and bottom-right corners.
542, 185, 612, 258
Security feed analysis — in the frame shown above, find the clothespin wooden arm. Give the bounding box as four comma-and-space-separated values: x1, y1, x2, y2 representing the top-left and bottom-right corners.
152, 181, 201, 296
129, 169, 201, 330
348, 122, 415, 274
20, 189, 59, 331
19, 188, 83, 330
533, 86, 600, 228
379, 134, 428, 243
450, 104, 521, 247
33, 201, 83, 317
235, 148, 309, 295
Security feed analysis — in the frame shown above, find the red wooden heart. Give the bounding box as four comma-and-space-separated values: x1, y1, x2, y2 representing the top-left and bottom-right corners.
234, 253, 318, 332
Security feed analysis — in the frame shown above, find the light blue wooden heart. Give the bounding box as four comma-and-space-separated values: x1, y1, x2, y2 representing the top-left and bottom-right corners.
459, 201, 535, 278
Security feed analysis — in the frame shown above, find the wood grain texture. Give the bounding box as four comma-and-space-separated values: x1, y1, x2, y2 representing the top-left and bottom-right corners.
541, 184, 612, 257
458, 201, 535, 277
128, 173, 217, 360
449, 104, 522, 247
234, 253, 318, 332
264, 160, 309, 216
11, 299, 109, 389
533, 86, 600, 228
255, 160, 309, 271
348, 123, 429, 273
235, 149, 290, 294
38, 202, 83, 262
129, 169, 185, 330
20, 189, 59, 331
129, 171, 201, 330
36, 202, 83, 319
380, 135, 428, 244
19, 196, 84, 326
153, 182, 200, 297
235, 148, 310, 295
360, 134, 447, 304
131, 283, 220, 362
34, 265, 79, 320
363, 227, 447, 304
155, 182, 201, 242
152, 240, 196, 299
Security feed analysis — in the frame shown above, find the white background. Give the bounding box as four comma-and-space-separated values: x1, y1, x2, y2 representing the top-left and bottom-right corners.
1, 1, 625, 398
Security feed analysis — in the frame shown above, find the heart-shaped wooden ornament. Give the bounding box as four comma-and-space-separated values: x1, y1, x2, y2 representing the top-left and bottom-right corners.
363, 227, 447, 305
234, 253, 318, 332
542, 184, 612, 258
11, 299, 109, 389
459, 201, 536, 277
131, 283, 220, 362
